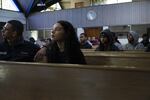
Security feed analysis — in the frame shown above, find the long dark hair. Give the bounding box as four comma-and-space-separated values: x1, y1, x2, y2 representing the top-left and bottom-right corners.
57, 20, 80, 53
49, 20, 86, 64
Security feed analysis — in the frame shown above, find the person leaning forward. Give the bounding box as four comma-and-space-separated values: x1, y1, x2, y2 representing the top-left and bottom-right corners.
0, 20, 40, 62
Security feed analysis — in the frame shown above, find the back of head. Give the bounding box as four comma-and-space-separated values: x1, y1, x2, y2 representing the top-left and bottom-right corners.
7, 20, 24, 37
142, 33, 149, 40
29, 37, 35, 43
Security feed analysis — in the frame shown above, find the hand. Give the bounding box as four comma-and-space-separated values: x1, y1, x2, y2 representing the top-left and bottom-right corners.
34, 47, 47, 62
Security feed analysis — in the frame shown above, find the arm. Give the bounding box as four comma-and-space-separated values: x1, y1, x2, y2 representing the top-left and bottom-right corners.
34, 46, 48, 62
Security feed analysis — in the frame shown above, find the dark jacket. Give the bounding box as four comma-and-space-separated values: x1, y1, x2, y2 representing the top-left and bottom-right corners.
80, 41, 92, 49
46, 42, 86, 64
0, 38, 40, 62
145, 43, 150, 52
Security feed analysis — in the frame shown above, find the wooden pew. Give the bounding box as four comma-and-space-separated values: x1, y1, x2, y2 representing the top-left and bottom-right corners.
83, 51, 150, 67
0, 61, 150, 100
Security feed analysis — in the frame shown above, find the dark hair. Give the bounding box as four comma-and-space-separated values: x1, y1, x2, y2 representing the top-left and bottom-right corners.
29, 37, 35, 43
142, 33, 149, 38
57, 20, 80, 51
111, 32, 120, 44
80, 33, 87, 37
7, 20, 24, 36
49, 20, 85, 64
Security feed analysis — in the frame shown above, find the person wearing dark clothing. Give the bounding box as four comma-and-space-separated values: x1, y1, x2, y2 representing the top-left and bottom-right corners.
141, 33, 149, 47
145, 43, 150, 52
111, 32, 123, 50
35, 20, 86, 64
80, 33, 92, 49
0, 20, 40, 62
95, 29, 119, 51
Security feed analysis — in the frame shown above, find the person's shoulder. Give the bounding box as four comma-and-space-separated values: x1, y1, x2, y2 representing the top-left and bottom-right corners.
23, 40, 40, 49
136, 42, 144, 48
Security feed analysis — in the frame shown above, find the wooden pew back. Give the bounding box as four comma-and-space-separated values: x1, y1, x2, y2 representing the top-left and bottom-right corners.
83, 51, 150, 67
0, 61, 150, 100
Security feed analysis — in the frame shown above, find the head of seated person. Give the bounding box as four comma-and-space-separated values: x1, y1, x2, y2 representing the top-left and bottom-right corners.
111, 32, 123, 51
95, 29, 119, 51
1, 20, 24, 45
0, 20, 40, 62
46, 20, 86, 64
79, 33, 92, 49
124, 31, 144, 50
141, 33, 149, 47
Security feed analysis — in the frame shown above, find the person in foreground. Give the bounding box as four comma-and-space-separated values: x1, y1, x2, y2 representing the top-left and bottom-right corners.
0, 20, 40, 62
35, 20, 86, 64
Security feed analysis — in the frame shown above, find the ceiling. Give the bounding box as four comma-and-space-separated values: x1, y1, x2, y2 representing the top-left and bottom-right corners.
12, 0, 61, 17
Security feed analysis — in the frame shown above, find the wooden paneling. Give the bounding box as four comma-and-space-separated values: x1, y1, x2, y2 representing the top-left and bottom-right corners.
75, 2, 84, 8
84, 27, 102, 38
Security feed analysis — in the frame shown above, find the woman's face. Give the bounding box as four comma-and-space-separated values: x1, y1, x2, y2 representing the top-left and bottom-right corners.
51, 23, 65, 42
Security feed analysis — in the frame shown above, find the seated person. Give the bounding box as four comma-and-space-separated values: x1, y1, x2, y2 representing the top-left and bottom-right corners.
34, 20, 86, 64
112, 32, 123, 51
124, 31, 144, 50
145, 43, 150, 52
79, 33, 92, 49
0, 20, 40, 62
95, 29, 119, 51
140, 33, 149, 47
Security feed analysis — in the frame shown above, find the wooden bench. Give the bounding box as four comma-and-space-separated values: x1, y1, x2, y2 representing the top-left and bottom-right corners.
0, 61, 150, 100
83, 51, 150, 67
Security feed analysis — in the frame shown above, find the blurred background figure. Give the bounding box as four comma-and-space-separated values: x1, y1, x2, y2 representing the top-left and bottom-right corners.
140, 33, 149, 47
112, 32, 123, 51
95, 29, 119, 51
124, 31, 144, 50
90, 36, 99, 46
79, 33, 92, 49
29, 37, 36, 44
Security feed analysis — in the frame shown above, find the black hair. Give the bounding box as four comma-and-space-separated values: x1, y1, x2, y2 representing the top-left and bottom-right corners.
142, 33, 149, 38
80, 33, 87, 37
7, 20, 24, 36
56, 20, 80, 52
111, 32, 120, 44
48, 20, 86, 64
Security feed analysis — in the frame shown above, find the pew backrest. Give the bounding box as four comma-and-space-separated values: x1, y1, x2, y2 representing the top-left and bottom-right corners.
0, 61, 150, 100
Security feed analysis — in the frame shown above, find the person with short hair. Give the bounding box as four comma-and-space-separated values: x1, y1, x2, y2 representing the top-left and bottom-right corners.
80, 33, 92, 49
0, 20, 40, 62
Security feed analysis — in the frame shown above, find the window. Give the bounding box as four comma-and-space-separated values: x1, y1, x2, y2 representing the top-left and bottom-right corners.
41, 2, 62, 12
105, 0, 132, 4
1, 0, 19, 11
